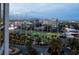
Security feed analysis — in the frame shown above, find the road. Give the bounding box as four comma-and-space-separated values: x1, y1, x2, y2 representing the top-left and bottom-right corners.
10, 44, 74, 55
10, 44, 48, 55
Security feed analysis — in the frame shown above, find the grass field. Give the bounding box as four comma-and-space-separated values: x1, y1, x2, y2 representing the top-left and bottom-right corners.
26, 31, 60, 44
31, 31, 59, 37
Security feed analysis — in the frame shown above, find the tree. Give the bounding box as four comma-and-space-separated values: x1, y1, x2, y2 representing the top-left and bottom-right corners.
25, 35, 38, 55
27, 47, 38, 55
69, 38, 79, 54
48, 37, 62, 55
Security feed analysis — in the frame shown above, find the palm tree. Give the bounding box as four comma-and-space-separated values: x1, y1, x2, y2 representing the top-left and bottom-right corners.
19, 34, 26, 45
9, 32, 16, 44
25, 35, 32, 47
24, 34, 38, 55
27, 46, 38, 55
48, 37, 62, 55
69, 38, 79, 54
36, 36, 41, 45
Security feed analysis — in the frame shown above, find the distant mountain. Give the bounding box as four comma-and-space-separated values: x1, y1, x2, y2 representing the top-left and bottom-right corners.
9, 14, 28, 20
9, 14, 50, 20
9, 14, 79, 22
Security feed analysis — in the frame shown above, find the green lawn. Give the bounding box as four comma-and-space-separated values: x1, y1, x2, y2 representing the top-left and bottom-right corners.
26, 31, 59, 44
31, 31, 59, 37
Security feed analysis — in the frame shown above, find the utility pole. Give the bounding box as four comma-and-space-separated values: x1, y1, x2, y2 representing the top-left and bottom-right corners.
3, 3, 9, 55
0, 4, 1, 18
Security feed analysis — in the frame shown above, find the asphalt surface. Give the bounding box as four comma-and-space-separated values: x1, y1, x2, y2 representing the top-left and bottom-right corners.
10, 44, 73, 55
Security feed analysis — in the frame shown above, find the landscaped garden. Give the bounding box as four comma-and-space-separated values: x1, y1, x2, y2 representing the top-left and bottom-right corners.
26, 31, 60, 45
9, 30, 62, 55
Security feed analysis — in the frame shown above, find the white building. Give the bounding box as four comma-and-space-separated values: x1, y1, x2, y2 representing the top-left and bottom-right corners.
9, 24, 17, 30
65, 28, 79, 38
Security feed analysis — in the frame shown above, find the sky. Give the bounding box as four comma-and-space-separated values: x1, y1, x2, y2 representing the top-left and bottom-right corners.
10, 3, 79, 20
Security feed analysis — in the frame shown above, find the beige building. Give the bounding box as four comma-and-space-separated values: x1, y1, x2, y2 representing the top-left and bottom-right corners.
42, 18, 59, 27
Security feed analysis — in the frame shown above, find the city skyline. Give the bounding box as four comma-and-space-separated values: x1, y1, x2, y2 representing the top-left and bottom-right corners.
10, 3, 79, 20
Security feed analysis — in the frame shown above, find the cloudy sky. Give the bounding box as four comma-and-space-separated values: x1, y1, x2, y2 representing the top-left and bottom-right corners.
10, 3, 79, 20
